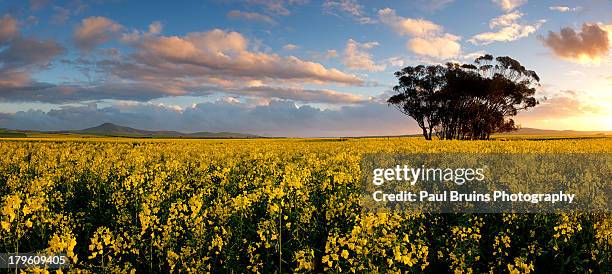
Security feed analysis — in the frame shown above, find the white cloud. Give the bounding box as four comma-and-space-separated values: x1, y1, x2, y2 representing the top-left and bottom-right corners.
549, 6, 582, 13
469, 12, 545, 45
342, 39, 386, 72
492, 0, 527, 11
378, 8, 462, 59
489, 11, 522, 28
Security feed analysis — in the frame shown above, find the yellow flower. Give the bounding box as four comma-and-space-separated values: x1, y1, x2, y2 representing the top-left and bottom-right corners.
341, 249, 349, 259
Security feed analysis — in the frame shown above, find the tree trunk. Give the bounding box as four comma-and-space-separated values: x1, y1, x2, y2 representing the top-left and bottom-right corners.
422, 127, 431, 140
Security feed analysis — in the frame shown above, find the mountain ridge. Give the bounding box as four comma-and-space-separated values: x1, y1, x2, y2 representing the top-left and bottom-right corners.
77, 123, 261, 138
1, 123, 610, 138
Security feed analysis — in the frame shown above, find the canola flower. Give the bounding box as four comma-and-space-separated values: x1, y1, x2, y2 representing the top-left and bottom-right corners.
0, 137, 609, 273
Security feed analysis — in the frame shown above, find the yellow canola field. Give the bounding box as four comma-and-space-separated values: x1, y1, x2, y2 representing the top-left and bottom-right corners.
0, 137, 610, 273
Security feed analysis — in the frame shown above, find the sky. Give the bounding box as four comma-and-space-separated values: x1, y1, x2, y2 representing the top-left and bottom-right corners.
0, 0, 610, 137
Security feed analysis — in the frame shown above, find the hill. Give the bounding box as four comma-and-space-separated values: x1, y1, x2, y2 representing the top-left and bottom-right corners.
77, 123, 260, 138
0, 128, 27, 138
503, 128, 611, 135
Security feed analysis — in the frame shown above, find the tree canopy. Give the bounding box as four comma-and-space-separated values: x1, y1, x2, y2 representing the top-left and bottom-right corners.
388, 54, 539, 140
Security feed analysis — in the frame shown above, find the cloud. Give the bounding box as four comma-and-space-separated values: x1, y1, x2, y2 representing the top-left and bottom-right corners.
469, 11, 545, 45
283, 43, 298, 50
226, 85, 364, 103
0, 17, 65, 96
518, 90, 608, 120
514, 89, 612, 130
488, 11, 522, 28
227, 10, 276, 25
246, 0, 308, 16
415, 0, 455, 11
50, 1, 89, 25
378, 8, 441, 36
0, 14, 18, 45
378, 8, 461, 58
0, 81, 363, 104
0, 37, 64, 69
0, 100, 416, 137
326, 50, 338, 58
549, 6, 581, 13
4, 21, 364, 105
0, 82, 187, 103
148, 21, 163, 35
114, 28, 362, 86
492, 0, 527, 11
322, 0, 376, 24
310, 49, 339, 60
541, 23, 610, 63
74, 16, 122, 52
409, 34, 461, 59
342, 39, 385, 72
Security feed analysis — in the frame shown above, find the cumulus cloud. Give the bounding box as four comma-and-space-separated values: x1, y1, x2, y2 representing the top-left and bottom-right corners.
4, 17, 365, 106
323, 0, 376, 24
409, 34, 461, 59
227, 10, 276, 25
0, 37, 64, 69
0, 15, 65, 98
378, 8, 441, 36
541, 23, 610, 63
378, 8, 461, 58
74, 16, 122, 52
342, 39, 386, 72
0, 100, 416, 137
492, 0, 527, 11
469, 11, 545, 45
114, 28, 362, 86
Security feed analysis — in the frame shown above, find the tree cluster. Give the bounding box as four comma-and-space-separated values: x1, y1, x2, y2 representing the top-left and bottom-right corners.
388, 55, 539, 140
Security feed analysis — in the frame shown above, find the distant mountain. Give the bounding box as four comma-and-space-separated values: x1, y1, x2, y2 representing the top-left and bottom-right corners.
1, 123, 610, 139
502, 128, 611, 135
77, 123, 260, 138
